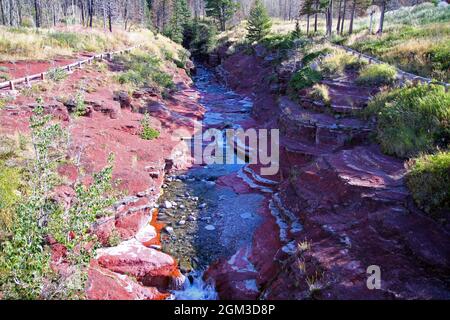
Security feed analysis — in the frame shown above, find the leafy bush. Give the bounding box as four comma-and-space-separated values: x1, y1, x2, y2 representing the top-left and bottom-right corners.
406, 151, 450, 220
0, 98, 116, 299
356, 64, 397, 86
74, 92, 87, 117
301, 48, 332, 66
260, 33, 296, 51
363, 83, 450, 158
289, 66, 322, 91
47, 67, 68, 82
0, 73, 10, 81
140, 114, 160, 140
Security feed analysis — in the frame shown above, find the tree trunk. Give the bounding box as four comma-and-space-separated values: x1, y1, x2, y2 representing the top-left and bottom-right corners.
17, 0, 22, 25
327, 0, 333, 37
34, 0, 41, 28
103, 2, 107, 30
314, 0, 318, 33
378, 0, 386, 34
108, 4, 113, 32
9, 0, 14, 26
0, 0, 5, 25
336, 0, 343, 32
349, 0, 356, 34
88, 0, 93, 27
79, 0, 85, 26
307, 14, 310, 35
340, 0, 347, 35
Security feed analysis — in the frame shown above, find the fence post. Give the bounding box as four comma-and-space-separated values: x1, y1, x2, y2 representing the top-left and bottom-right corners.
9, 81, 14, 90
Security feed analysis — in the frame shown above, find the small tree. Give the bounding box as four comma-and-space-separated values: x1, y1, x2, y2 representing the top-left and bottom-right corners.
246, 0, 272, 43
205, 0, 239, 31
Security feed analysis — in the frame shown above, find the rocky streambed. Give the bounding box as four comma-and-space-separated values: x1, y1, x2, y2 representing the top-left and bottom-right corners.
155, 67, 272, 299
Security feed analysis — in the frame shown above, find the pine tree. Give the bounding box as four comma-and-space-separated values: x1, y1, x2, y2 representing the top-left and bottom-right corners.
292, 18, 301, 39
205, 0, 238, 31
164, 0, 190, 43
246, 0, 272, 43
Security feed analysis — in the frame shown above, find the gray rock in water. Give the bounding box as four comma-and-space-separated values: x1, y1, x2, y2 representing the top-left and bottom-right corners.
164, 226, 175, 235
199, 203, 207, 209
240, 212, 252, 219
164, 200, 173, 209
205, 225, 216, 231
178, 220, 186, 226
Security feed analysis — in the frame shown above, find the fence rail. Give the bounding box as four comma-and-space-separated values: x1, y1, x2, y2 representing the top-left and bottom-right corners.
0, 45, 141, 90
333, 44, 450, 90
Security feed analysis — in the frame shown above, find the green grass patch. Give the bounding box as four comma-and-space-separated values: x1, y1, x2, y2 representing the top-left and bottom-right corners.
406, 151, 450, 220
321, 51, 366, 77
115, 51, 174, 91
356, 64, 397, 86
363, 83, 450, 158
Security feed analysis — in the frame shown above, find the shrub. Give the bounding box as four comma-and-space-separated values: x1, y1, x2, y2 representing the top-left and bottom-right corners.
363, 83, 450, 158
0, 73, 10, 81
0, 96, 13, 109
301, 48, 332, 66
47, 67, 68, 82
406, 151, 450, 220
289, 66, 322, 91
0, 161, 21, 235
260, 33, 296, 51
356, 64, 397, 86
74, 92, 87, 117
0, 98, 116, 299
140, 114, 160, 140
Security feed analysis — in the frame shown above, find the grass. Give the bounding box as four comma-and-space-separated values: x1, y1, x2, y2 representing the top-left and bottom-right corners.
356, 64, 397, 86
342, 3, 450, 81
0, 161, 21, 235
362, 83, 450, 158
0, 25, 185, 64
406, 151, 450, 220
114, 50, 174, 92
309, 84, 330, 106
320, 50, 366, 77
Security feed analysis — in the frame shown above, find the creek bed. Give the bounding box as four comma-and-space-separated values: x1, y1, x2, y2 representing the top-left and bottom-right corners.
156, 66, 265, 299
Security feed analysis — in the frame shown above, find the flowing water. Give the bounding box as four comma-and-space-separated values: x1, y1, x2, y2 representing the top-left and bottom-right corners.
158, 66, 266, 300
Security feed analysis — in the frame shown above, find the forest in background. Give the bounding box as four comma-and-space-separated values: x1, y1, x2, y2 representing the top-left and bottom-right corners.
0, 0, 438, 38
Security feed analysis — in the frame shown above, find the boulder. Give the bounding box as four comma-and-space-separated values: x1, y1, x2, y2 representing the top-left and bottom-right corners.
86, 261, 169, 300
95, 239, 185, 290
113, 91, 132, 109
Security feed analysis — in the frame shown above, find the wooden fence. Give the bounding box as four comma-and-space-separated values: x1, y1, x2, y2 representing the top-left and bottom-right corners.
0, 45, 141, 90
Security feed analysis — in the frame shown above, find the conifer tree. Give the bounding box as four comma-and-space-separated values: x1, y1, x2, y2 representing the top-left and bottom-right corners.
246, 0, 272, 43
